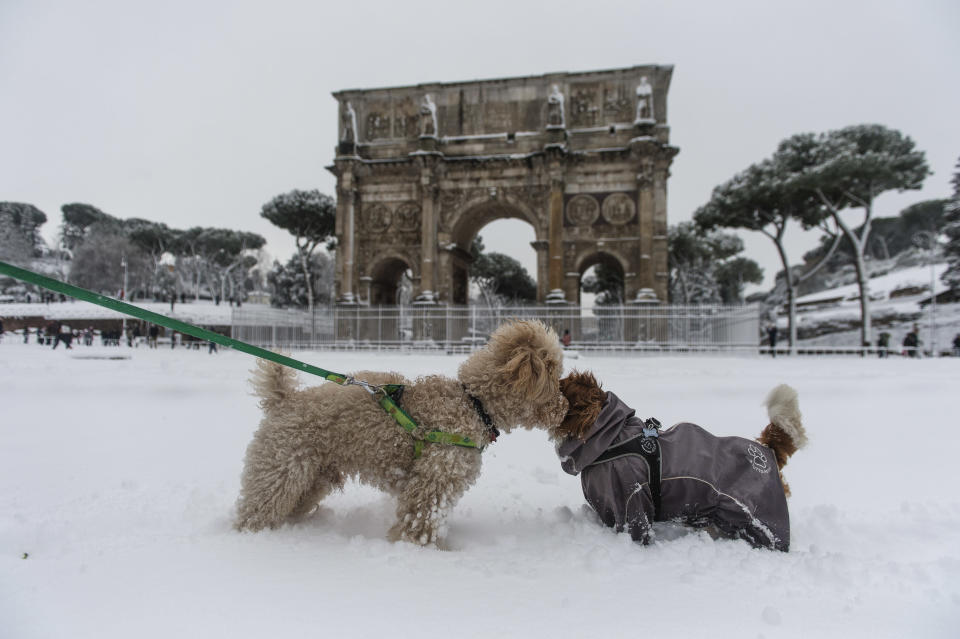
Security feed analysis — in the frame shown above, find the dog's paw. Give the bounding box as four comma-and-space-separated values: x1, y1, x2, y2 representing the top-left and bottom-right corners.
389, 512, 447, 547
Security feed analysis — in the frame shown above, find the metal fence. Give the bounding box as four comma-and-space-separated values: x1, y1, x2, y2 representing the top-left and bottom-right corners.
231, 303, 761, 353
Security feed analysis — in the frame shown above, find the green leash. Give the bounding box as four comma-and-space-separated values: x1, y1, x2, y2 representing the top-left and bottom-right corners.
0, 259, 485, 456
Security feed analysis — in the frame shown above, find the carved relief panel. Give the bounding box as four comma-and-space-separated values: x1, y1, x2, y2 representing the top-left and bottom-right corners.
564, 192, 637, 227
365, 112, 391, 141
362, 204, 392, 233
601, 193, 636, 226
358, 201, 421, 235
566, 194, 600, 226
393, 202, 421, 232
603, 85, 633, 122
570, 84, 599, 127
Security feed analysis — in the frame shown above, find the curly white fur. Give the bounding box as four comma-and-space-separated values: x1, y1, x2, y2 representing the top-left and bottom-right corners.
235, 320, 568, 547
765, 384, 807, 449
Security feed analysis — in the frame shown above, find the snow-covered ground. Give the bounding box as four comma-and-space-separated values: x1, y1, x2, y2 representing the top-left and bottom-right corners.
2, 343, 958, 638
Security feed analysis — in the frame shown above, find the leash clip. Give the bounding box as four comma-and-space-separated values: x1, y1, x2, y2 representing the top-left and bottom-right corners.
344, 376, 379, 396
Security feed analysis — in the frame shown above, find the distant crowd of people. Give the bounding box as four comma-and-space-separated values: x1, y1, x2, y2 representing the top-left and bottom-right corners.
7, 292, 244, 306
894, 323, 952, 359
3, 316, 959, 358
0, 319, 220, 354
760, 321, 960, 358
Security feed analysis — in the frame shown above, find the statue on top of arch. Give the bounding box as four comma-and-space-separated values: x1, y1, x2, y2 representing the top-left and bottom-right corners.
634, 77, 654, 124
547, 84, 565, 129
419, 94, 438, 138
340, 101, 358, 146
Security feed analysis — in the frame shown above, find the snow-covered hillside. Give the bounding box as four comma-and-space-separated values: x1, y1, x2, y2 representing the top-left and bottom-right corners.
2, 343, 958, 638
794, 263, 949, 308
786, 262, 960, 351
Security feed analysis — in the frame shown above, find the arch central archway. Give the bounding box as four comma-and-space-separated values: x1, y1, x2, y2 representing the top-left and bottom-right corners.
576, 251, 627, 306
447, 200, 543, 305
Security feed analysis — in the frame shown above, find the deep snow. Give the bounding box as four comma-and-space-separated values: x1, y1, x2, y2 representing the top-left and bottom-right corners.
1, 342, 959, 638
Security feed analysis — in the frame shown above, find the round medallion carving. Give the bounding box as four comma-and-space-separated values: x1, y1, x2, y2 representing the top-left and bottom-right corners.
566, 194, 600, 226
602, 193, 636, 225
363, 204, 392, 233
394, 202, 421, 231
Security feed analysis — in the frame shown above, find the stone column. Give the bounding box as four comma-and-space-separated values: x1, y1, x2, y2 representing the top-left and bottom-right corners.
652, 163, 670, 302
531, 239, 550, 302
564, 270, 580, 305
636, 157, 658, 300
336, 176, 357, 304
416, 174, 437, 304
545, 177, 566, 303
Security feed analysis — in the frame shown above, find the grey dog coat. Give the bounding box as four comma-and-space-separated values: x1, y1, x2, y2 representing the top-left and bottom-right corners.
558, 391, 790, 551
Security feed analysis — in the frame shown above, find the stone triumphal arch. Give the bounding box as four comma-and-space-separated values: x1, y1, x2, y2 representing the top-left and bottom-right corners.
328, 65, 678, 306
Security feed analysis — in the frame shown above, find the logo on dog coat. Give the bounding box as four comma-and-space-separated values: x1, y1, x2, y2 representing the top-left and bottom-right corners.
746, 444, 771, 474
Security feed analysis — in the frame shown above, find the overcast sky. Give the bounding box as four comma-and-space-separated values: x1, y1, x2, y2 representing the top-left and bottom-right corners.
2, 0, 958, 294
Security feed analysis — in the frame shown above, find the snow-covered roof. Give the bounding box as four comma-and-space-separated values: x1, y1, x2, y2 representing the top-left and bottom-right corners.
0, 299, 253, 325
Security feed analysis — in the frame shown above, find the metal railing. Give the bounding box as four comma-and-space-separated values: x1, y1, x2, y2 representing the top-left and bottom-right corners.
231, 303, 761, 353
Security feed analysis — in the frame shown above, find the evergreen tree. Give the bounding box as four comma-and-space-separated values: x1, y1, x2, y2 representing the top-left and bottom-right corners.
0, 202, 47, 263
60, 203, 120, 252
942, 156, 960, 293
694, 157, 834, 351
786, 124, 930, 346
70, 233, 148, 295
267, 253, 335, 308
715, 257, 764, 304
668, 222, 759, 304
468, 235, 537, 305
260, 190, 336, 314
581, 262, 624, 305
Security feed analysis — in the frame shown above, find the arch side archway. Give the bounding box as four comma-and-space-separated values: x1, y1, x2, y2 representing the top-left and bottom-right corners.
366, 254, 414, 306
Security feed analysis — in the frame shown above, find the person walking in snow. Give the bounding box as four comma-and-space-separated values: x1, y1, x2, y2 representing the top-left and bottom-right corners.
766, 324, 778, 357
952, 334, 960, 358
877, 332, 891, 358
903, 325, 919, 358
52, 323, 73, 350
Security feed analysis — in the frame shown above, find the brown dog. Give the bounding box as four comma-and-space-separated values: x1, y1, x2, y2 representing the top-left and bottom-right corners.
552, 370, 807, 550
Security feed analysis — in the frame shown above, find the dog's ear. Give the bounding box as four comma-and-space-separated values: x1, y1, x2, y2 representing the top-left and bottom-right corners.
556, 370, 606, 440
493, 320, 562, 402
499, 342, 557, 401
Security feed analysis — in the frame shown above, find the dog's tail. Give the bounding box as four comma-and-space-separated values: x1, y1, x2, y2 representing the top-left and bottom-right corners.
251, 357, 299, 414
758, 383, 807, 474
